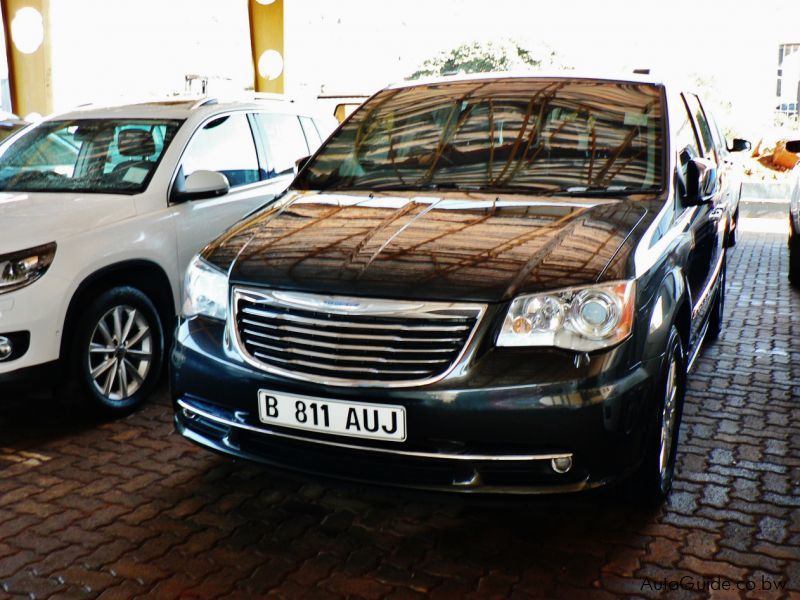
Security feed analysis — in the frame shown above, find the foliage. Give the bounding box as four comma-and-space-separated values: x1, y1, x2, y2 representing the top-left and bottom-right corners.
408, 40, 558, 80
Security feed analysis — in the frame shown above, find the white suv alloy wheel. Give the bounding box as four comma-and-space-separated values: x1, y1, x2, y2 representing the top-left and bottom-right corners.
87, 305, 153, 400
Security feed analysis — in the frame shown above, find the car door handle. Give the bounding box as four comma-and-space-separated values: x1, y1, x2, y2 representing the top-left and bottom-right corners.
709, 207, 725, 221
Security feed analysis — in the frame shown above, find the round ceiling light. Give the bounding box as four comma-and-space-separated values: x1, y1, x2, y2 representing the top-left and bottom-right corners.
258, 49, 284, 81
11, 7, 44, 55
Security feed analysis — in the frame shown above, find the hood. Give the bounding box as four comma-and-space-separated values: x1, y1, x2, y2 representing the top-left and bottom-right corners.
0, 191, 136, 254
206, 190, 652, 303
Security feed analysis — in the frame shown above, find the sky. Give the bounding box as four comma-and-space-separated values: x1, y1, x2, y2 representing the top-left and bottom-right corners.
284, 0, 798, 137
1, 0, 796, 138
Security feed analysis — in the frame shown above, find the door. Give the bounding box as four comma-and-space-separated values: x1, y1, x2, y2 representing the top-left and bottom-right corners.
173, 112, 289, 272
679, 93, 725, 346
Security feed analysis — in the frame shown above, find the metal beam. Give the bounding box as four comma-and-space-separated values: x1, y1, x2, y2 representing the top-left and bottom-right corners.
1, 0, 52, 117
248, 0, 284, 95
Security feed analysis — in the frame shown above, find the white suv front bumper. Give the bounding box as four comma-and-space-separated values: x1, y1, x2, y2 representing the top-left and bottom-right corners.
0, 274, 70, 380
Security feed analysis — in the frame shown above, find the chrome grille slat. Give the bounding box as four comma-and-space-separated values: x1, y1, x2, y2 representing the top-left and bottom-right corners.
241, 328, 458, 354
232, 287, 486, 387
241, 307, 471, 332
251, 351, 433, 376
246, 339, 451, 365
240, 318, 464, 343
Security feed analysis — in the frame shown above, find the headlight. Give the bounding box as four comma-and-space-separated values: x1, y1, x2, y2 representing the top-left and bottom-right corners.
182, 255, 229, 320
0, 242, 56, 294
497, 280, 635, 352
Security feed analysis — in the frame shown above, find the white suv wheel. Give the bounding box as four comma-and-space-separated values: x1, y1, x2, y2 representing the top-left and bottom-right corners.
88, 305, 153, 400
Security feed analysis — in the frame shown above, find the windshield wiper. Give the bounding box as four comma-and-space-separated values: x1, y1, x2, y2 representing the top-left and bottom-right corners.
420, 182, 482, 192
316, 183, 485, 193
556, 185, 657, 197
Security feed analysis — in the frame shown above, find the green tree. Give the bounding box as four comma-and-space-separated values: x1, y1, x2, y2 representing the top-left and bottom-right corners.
408, 40, 557, 80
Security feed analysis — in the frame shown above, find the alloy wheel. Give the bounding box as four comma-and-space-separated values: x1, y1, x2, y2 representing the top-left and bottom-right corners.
87, 305, 153, 400
658, 354, 679, 484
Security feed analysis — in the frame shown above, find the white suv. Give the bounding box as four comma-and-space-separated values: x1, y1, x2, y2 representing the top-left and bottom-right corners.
0, 97, 334, 414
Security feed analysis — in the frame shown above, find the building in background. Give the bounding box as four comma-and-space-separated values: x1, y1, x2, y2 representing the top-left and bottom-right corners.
777, 43, 800, 116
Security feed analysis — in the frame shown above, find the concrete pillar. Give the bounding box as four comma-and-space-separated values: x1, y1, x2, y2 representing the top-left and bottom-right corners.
248, 0, 284, 95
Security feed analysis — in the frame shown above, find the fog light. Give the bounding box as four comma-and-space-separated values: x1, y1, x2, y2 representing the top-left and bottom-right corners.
181, 408, 196, 420
0, 336, 11, 361
551, 456, 573, 474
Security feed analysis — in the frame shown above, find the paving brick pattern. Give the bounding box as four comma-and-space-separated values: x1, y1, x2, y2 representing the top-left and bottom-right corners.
1, 231, 799, 599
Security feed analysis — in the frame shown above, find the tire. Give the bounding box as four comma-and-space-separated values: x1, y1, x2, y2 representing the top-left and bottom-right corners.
725, 208, 738, 248
629, 326, 686, 506
790, 218, 800, 287
706, 254, 726, 342
66, 286, 164, 417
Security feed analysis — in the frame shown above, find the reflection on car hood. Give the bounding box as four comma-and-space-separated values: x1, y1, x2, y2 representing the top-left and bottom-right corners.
205, 190, 652, 303
0, 191, 135, 254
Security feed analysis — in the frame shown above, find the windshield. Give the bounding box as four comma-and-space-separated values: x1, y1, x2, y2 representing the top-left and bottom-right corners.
0, 118, 183, 194
294, 78, 665, 195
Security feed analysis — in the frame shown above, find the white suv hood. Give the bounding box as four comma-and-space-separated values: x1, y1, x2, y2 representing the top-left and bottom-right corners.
0, 191, 137, 254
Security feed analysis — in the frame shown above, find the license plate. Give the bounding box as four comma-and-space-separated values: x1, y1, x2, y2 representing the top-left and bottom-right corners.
257, 390, 407, 442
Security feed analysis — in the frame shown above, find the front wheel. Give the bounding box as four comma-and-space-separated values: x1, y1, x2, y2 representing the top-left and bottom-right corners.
630, 326, 686, 505
67, 286, 164, 416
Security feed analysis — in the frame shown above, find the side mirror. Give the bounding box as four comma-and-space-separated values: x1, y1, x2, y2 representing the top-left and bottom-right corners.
172, 170, 230, 202
334, 103, 349, 123
684, 157, 718, 204
294, 155, 311, 175
729, 138, 752, 152
785, 140, 800, 153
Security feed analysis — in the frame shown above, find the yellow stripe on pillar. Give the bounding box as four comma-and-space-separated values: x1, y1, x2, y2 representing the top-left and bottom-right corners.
248, 0, 284, 95
1, 0, 52, 118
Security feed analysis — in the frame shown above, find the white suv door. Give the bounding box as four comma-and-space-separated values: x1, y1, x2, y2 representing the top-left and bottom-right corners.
172, 111, 298, 272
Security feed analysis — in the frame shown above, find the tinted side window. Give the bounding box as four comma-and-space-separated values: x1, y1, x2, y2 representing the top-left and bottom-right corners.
182, 114, 260, 188
701, 108, 723, 155
708, 110, 729, 156
683, 94, 715, 160
675, 99, 701, 177
300, 116, 322, 150
253, 113, 310, 177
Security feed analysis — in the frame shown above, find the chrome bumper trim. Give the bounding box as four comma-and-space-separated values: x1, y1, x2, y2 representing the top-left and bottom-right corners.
177, 398, 572, 463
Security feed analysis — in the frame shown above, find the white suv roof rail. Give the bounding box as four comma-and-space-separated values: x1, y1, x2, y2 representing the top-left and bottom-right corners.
188, 94, 295, 109
252, 92, 294, 103
190, 97, 219, 110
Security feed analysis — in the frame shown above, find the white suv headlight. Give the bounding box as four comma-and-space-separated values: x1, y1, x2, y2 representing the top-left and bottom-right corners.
182, 255, 229, 320
0, 242, 57, 294
497, 280, 635, 352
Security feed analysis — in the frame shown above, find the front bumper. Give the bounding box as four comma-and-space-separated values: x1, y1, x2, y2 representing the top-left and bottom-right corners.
0, 274, 70, 385
171, 317, 663, 494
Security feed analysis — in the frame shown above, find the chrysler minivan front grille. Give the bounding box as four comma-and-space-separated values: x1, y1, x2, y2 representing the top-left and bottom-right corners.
232, 287, 485, 387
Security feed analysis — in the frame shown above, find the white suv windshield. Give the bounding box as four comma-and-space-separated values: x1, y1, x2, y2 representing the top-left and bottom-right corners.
0, 118, 183, 194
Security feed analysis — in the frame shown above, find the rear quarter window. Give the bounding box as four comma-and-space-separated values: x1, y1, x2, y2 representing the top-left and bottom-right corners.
254, 113, 311, 178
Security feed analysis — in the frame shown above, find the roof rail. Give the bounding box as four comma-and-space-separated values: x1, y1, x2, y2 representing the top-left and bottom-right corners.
191, 97, 218, 110
252, 92, 294, 103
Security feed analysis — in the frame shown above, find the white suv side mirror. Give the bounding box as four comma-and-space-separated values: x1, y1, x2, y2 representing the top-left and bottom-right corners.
173, 170, 230, 202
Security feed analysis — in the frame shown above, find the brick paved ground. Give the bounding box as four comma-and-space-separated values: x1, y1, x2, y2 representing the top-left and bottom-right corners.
1, 231, 799, 599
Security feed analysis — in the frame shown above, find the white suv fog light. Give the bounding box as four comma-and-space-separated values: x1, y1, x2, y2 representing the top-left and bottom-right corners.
551, 456, 573, 474
0, 336, 12, 361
